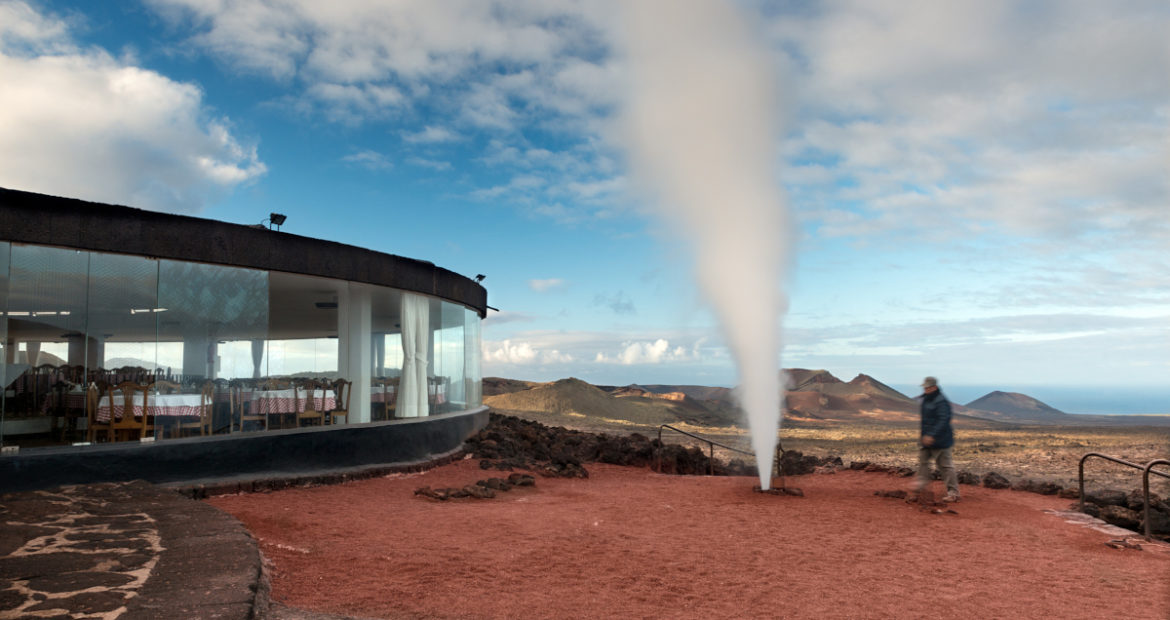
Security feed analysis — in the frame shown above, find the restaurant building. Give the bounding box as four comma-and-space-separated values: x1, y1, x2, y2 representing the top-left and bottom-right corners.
0, 187, 488, 491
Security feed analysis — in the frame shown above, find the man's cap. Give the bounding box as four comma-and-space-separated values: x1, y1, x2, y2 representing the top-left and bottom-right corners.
922, 376, 938, 388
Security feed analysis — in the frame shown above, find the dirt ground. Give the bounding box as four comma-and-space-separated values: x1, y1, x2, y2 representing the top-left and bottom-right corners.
493, 409, 1170, 496
209, 459, 1170, 620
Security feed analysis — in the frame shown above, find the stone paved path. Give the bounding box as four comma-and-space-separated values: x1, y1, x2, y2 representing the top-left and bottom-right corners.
1, 480, 264, 620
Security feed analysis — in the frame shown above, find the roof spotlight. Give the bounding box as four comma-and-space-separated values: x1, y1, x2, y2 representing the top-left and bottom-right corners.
268, 213, 287, 229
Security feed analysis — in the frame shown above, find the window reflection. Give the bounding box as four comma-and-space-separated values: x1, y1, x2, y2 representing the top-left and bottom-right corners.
0, 244, 483, 449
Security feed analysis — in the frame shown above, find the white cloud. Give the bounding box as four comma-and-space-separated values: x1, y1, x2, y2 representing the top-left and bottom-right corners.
342, 150, 393, 171
483, 339, 573, 365
402, 125, 459, 144
528, 278, 565, 292
773, 2, 1170, 246
0, 2, 265, 212
595, 339, 695, 365
405, 157, 451, 171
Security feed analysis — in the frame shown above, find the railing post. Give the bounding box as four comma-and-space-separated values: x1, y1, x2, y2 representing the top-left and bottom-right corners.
1077, 453, 1094, 511
656, 426, 663, 474
1143, 459, 1170, 542
708, 442, 714, 476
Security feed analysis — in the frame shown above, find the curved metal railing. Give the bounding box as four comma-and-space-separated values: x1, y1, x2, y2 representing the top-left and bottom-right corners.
1078, 452, 1170, 541
654, 424, 779, 476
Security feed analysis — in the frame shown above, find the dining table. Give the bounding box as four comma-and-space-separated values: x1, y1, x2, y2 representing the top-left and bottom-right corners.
96, 392, 204, 422
249, 388, 336, 414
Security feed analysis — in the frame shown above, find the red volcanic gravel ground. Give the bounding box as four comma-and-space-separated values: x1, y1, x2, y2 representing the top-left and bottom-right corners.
208, 459, 1170, 619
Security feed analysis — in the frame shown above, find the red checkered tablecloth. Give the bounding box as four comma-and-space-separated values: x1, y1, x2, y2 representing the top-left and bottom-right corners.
250, 389, 335, 414
96, 393, 203, 422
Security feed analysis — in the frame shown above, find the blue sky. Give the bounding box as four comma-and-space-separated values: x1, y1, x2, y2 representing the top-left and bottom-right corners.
1, 1, 1168, 410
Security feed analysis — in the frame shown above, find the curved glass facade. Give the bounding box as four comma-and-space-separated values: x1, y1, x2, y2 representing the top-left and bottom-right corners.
0, 242, 482, 449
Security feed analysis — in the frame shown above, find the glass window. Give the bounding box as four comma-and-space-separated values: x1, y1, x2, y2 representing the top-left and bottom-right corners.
0, 242, 8, 443
88, 252, 160, 379
435, 300, 467, 412
464, 307, 482, 408
369, 287, 403, 420
263, 272, 340, 380
158, 260, 268, 385
2, 245, 88, 447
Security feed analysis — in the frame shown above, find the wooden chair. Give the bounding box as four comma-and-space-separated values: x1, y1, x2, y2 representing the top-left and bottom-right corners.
64, 364, 87, 383
328, 379, 351, 425
108, 381, 152, 442
154, 380, 182, 394
85, 382, 110, 443
177, 382, 214, 437
258, 378, 291, 390
297, 379, 325, 427
257, 378, 296, 429
232, 380, 265, 432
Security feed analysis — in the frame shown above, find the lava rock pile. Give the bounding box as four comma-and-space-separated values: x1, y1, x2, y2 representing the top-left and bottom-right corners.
466, 413, 760, 477
414, 472, 536, 501
1077, 489, 1170, 540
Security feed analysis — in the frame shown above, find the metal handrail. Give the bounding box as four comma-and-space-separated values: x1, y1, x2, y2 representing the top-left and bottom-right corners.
1144, 460, 1170, 541
654, 424, 766, 476
1078, 452, 1170, 541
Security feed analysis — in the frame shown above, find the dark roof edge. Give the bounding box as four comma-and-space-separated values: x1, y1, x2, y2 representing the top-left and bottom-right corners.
0, 187, 487, 317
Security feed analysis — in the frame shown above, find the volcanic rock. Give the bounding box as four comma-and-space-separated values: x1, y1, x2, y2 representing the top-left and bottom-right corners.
957, 471, 980, 485
414, 486, 450, 501
477, 478, 513, 491
981, 472, 1010, 489
1141, 507, 1170, 536
1084, 489, 1128, 507
1078, 502, 1101, 518
507, 473, 536, 487
1098, 505, 1141, 531
1125, 490, 1162, 512
463, 485, 495, 499
753, 486, 804, 496
1011, 479, 1062, 495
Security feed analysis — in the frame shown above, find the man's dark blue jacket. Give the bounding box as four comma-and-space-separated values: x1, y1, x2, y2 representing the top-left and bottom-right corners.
920, 390, 954, 449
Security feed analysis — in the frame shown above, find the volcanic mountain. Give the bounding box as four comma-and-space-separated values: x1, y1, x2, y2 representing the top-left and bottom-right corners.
486, 370, 938, 426
782, 369, 922, 422
964, 391, 1068, 423
484, 377, 743, 427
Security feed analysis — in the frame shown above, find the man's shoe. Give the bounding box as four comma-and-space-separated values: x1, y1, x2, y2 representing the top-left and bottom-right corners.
943, 493, 960, 503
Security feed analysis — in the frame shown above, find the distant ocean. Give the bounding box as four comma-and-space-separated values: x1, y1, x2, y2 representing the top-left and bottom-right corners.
890, 384, 1170, 416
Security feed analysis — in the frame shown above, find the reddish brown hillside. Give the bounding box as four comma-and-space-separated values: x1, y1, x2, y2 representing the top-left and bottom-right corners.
483, 377, 540, 397
965, 391, 1067, 423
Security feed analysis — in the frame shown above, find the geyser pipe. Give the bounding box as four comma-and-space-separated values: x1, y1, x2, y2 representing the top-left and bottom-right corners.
616, 0, 791, 489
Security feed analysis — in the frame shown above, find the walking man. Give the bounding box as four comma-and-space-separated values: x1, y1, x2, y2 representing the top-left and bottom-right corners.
916, 376, 960, 502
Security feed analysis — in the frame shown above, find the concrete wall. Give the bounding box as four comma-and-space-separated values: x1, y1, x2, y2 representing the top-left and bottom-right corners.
0, 407, 488, 493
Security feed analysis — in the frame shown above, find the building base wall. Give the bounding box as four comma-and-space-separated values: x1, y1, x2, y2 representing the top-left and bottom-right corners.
0, 407, 489, 493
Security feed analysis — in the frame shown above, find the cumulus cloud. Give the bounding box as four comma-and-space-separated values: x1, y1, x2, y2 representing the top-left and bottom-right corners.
528, 278, 565, 292
0, 2, 265, 212
483, 339, 573, 365
773, 1, 1170, 245
143, 0, 627, 224
594, 339, 695, 365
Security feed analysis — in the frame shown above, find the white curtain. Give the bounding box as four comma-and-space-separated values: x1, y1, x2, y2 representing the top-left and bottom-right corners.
25, 341, 41, 367
251, 339, 264, 379
399, 293, 430, 418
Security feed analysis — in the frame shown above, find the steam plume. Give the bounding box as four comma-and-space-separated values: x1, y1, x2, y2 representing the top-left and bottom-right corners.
616, 0, 790, 489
